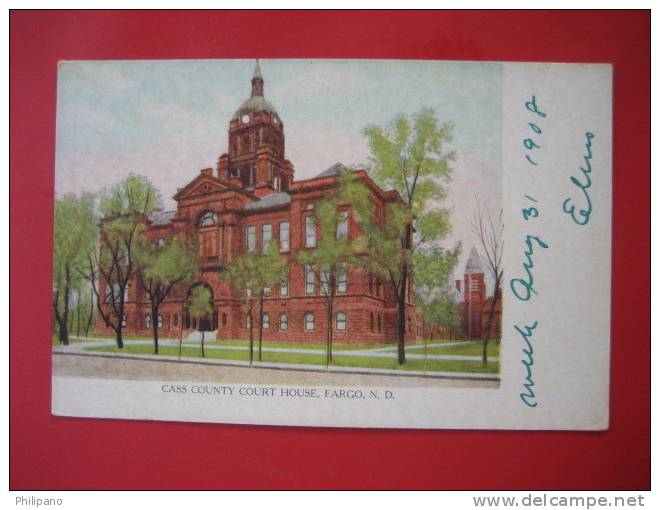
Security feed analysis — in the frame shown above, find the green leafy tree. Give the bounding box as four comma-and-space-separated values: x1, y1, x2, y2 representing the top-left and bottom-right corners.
135, 235, 198, 354
53, 193, 97, 345
420, 293, 461, 340
297, 170, 373, 366
226, 250, 260, 364
80, 174, 161, 348
362, 108, 456, 364
227, 240, 287, 363
187, 285, 213, 358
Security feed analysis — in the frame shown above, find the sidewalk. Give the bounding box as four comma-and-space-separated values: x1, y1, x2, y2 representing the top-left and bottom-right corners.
52, 351, 501, 388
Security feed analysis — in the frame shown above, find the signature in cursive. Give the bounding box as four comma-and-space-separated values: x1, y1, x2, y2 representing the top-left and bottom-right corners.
562, 132, 594, 226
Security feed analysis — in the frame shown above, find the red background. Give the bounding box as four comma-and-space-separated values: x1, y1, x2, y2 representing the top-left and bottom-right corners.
10, 10, 650, 490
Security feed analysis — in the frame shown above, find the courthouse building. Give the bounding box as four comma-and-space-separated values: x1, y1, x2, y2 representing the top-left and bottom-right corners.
96, 61, 422, 343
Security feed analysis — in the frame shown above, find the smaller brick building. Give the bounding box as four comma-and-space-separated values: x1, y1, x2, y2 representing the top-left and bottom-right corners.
455, 247, 502, 341
95, 61, 421, 344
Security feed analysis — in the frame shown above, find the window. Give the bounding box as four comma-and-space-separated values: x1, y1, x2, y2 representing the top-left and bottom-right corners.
279, 313, 288, 331
198, 211, 217, 227
121, 315, 127, 328
222, 313, 227, 327
157, 238, 166, 248
174, 314, 179, 327
280, 276, 288, 297
145, 314, 151, 329
157, 314, 163, 328
320, 267, 330, 296
246, 314, 252, 329
336, 264, 347, 294
279, 222, 290, 252
305, 265, 315, 294
336, 210, 348, 239
262, 224, 272, 252
305, 216, 316, 248
304, 312, 315, 331
245, 287, 252, 298
263, 287, 271, 297
336, 312, 347, 331
246, 226, 256, 252
370, 312, 374, 332
262, 313, 270, 329
377, 314, 382, 333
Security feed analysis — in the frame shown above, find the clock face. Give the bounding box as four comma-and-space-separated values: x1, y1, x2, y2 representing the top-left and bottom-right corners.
241, 114, 250, 124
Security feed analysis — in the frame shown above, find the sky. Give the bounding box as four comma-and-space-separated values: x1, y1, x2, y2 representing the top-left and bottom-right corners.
55, 59, 502, 294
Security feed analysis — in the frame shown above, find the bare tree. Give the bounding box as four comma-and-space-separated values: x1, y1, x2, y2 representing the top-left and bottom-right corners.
473, 197, 503, 366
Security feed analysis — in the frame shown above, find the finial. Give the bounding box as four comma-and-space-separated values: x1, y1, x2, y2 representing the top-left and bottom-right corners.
253, 59, 263, 80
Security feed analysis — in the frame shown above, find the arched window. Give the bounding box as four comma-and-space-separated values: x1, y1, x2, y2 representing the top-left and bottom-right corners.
157, 238, 166, 248
198, 210, 217, 227
377, 314, 382, 333
262, 313, 270, 329
336, 312, 347, 331
157, 314, 163, 328
121, 315, 127, 328
173, 314, 179, 327
144, 314, 151, 329
370, 312, 374, 333
304, 313, 315, 331
246, 314, 252, 329
279, 313, 288, 331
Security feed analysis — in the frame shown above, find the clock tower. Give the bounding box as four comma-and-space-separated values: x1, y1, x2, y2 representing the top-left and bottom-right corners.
217, 60, 294, 197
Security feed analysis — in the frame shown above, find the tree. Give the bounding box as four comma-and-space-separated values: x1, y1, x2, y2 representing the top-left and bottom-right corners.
297, 170, 373, 366
187, 285, 213, 358
226, 250, 260, 365
135, 234, 198, 354
80, 174, 161, 349
227, 240, 287, 363
473, 198, 503, 366
362, 109, 456, 364
420, 293, 461, 340
53, 193, 97, 345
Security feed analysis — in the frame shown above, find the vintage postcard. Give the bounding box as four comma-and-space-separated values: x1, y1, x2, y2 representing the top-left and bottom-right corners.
51, 59, 611, 429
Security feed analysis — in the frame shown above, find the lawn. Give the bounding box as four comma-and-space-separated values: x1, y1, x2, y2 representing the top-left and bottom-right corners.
84, 342, 500, 374
201, 339, 396, 351
419, 341, 500, 357
52, 335, 96, 346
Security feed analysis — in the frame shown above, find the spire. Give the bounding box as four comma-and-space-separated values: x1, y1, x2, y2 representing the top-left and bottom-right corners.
465, 246, 484, 274
253, 59, 262, 79
251, 59, 264, 97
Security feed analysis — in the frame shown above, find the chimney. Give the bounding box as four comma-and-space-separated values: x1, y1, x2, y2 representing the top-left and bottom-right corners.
217, 154, 229, 180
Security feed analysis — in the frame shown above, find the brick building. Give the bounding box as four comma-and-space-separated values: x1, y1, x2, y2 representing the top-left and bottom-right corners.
455, 247, 502, 341
96, 61, 421, 344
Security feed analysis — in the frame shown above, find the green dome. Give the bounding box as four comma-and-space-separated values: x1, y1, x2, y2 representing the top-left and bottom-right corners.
232, 95, 278, 120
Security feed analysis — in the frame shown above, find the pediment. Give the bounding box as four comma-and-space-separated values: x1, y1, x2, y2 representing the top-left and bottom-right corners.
173, 174, 227, 200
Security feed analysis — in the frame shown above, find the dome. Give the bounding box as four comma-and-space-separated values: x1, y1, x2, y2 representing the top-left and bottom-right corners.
231, 59, 279, 120
232, 95, 278, 120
